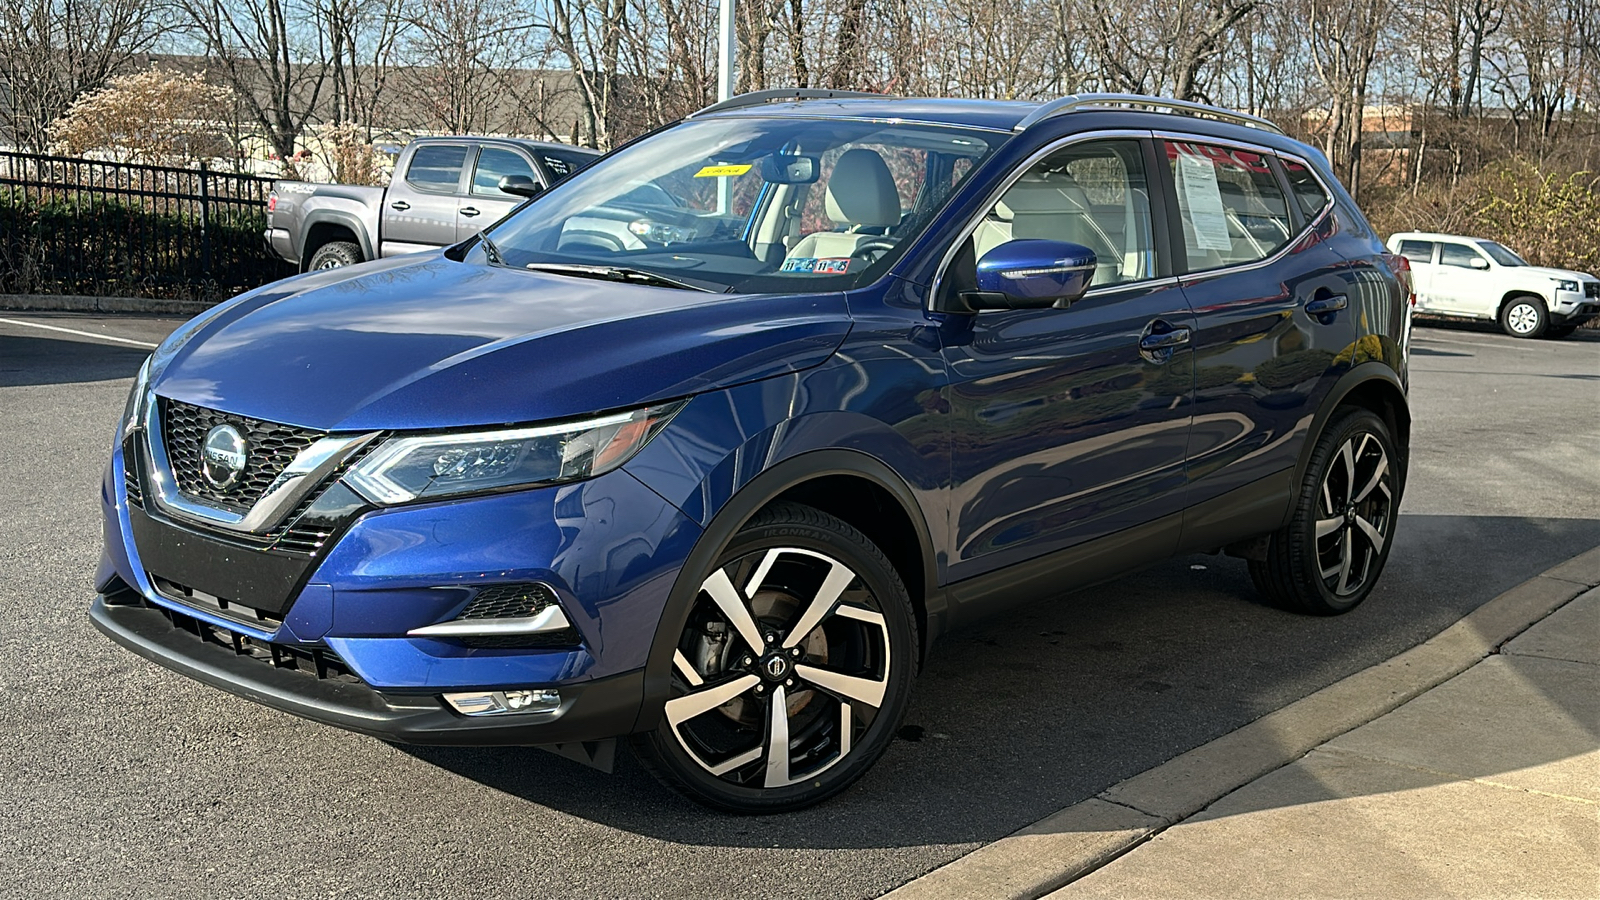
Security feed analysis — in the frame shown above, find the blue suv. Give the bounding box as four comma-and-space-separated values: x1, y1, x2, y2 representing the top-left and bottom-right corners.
95, 91, 1413, 812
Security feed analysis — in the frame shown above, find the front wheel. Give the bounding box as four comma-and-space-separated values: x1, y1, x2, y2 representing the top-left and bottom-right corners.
635, 502, 918, 813
1250, 408, 1401, 615
1500, 295, 1548, 338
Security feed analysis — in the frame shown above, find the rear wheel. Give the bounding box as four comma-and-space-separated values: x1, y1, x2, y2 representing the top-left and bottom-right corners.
1250, 408, 1400, 615
308, 240, 362, 270
636, 502, 917, 813
1499, 295, 1548, 338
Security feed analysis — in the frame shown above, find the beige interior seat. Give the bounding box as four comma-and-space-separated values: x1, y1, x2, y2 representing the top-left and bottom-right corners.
786, 149, 901, 261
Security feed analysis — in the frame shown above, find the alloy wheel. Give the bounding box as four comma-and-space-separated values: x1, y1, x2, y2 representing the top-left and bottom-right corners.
1506, 302, 1540, 335
664, 547, 892, 789
1314, 432, 1392, 597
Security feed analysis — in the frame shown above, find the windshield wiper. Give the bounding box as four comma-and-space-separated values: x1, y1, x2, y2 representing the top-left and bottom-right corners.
478, 232, 505, 265
523, 262, 716, 292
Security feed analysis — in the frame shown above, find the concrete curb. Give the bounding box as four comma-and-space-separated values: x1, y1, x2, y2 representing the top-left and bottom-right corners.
884, 544, 1600, 900
0, 294, 216, 316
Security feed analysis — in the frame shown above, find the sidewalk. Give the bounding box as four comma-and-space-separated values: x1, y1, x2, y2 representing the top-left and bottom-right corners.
1051, 587, 1599, 899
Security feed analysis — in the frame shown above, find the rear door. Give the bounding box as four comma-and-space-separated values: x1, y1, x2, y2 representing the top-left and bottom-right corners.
1394, 239, 1438, 310
380, 142, 471, 256
1166, 138, 1358, 546
457, 144, 543, 240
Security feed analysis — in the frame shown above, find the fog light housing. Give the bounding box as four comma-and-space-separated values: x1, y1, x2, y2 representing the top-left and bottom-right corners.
443, 688, 561, 717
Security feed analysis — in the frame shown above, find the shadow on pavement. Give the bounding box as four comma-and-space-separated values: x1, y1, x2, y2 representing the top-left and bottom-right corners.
0, 334, 149, 387
402, 512, 1600, 849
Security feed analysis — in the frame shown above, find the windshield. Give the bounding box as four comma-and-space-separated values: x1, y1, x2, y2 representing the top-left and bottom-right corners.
1477, 241, 1527, 267
482, 116, 1002, 293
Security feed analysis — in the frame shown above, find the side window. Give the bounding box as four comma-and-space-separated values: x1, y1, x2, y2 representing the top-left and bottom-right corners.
472, 147, 538, 196
540, 151, 595, 181
1397, 240, 1436, 264
972, 139, 1155, 286
405, 144, 468, 192
1169, 142, 1293, 271
1281, 158, 1333, 220
1439, 243, 1484, 268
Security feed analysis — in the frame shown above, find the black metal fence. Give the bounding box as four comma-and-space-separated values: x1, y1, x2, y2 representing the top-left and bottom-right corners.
0, 151, 293, 300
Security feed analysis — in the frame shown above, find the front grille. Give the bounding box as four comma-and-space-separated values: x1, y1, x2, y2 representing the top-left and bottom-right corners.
161, 398, 323, 514
1586, 282, 1599, 300
150, 573, 284, 631
146, 596, 360, 684
123, 446, 144, 509
454, 583, 579, 649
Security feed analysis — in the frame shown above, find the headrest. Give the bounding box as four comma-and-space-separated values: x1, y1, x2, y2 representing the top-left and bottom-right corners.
825, 149, 901, 228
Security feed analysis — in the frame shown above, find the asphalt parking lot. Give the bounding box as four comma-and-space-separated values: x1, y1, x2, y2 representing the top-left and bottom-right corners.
2, 312, 1597, 899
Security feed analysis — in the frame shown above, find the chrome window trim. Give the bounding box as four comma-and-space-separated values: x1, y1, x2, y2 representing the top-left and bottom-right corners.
1153, 130, 1335, 285
929, 128, 1156, 310
142, 393, 381, 535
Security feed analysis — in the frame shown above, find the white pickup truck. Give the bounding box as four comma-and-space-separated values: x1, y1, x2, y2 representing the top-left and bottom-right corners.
1387, 231, 1600, 338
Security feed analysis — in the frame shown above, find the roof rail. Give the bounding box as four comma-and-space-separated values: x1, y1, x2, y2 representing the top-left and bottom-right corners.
1014, 93, 1286, 136
688, 88, 893, 118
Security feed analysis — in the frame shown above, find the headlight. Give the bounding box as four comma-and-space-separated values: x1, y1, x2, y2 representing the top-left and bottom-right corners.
343, 401, 683, 505
1555, 279, 1579, 292
118, 356, 152, 444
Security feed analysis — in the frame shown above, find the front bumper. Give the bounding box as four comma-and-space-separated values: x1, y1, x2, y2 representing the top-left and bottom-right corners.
91, 595, 642, 750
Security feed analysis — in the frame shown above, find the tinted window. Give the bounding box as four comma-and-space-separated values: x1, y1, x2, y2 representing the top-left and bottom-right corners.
1439, 243, 1485, 268
973, 138, 1155, 286
472, 147, 538, 196
540, 150, 596, 180
1478, 241, 1527, 266
1281, 158, 1332, 219
1398, 240, 1436, 264
1169, 142, 1293, 271
405, 144, 468, 191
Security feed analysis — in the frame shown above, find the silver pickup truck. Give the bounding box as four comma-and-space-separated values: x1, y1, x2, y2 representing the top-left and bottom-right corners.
264, 136, 599, 270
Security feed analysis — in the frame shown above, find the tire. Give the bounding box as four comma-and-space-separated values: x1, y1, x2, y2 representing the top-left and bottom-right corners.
1499, 295, 1548, 338
307, 240, 363, 270
1250, 408, 1400, 615
1545, 324, 1577, 339
634, 501, 918, 813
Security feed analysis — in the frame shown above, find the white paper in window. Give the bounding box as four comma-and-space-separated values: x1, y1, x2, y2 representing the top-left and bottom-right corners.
1177, 151, 1232, 252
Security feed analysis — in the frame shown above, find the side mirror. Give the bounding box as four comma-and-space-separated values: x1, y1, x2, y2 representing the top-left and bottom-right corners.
498, 175, 544, 198
1468, 256, 1490, 270
964, 240, 1097, 311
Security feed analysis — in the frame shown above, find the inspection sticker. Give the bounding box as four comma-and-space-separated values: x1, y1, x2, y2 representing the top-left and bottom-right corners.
694, 164, 752, 178
780, 257, 851, 274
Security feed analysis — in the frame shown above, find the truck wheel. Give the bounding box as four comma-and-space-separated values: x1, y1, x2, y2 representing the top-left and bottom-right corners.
308, 241, 363, 270
1499, 295, 1548, 338
1249, 408, 1400, 616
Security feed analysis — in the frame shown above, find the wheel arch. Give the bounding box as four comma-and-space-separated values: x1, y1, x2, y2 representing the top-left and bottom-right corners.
1291, 363, 1411, 520
299, 212, 372, 271
1498, 289, 1549, 318
632, 449, 939, 734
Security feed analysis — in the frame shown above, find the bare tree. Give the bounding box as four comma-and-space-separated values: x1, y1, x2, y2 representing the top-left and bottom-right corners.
0, 0, 168, 150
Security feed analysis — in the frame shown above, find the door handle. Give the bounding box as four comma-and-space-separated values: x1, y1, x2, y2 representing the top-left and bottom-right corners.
459, 206, 480, 217
1305, 293, 1349, 316
389, 200, 410, 211
1139, 328, 1191, 351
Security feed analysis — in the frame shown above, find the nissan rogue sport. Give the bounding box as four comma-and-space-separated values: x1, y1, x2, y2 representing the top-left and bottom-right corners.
94, 91, 1413, 812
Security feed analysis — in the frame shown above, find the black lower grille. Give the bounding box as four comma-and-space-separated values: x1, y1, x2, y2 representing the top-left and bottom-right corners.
149, 574, 284, 631
144, 595, 359, 684
455, 583, 580, 649
123, 447, 144, 509
161, 398, 323, 513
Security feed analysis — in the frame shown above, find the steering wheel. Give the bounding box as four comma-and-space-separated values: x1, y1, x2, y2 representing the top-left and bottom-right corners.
850, 237, 899, 263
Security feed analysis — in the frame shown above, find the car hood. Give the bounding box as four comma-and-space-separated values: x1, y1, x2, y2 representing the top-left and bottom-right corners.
149, 254, 852, 431
1517, 265, 1598, 282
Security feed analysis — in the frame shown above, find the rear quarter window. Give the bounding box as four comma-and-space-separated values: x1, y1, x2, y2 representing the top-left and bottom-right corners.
1397, 240, 1435, 264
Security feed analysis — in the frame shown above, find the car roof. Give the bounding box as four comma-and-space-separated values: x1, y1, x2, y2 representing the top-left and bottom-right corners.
692, 96, 1323, 161
1388, 232, 1501, 243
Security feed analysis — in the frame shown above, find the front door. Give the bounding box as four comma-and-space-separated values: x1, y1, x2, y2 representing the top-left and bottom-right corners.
942, 137, 1194, 578
458, 145, 543, 241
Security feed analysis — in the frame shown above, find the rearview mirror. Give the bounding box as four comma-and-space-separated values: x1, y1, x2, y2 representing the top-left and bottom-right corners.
498, 175, 544, 198
760, 154, 820, 184
964, 240, 1097, 311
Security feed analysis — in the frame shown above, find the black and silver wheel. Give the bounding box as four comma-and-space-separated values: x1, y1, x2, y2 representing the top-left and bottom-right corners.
637, 503, 916, 812
308, 240, 362, 270
1499, 295, 1548, 338
1251, 408, 1400, 615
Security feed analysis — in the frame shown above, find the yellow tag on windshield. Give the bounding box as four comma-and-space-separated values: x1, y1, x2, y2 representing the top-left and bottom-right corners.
694, 164, 752, 178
